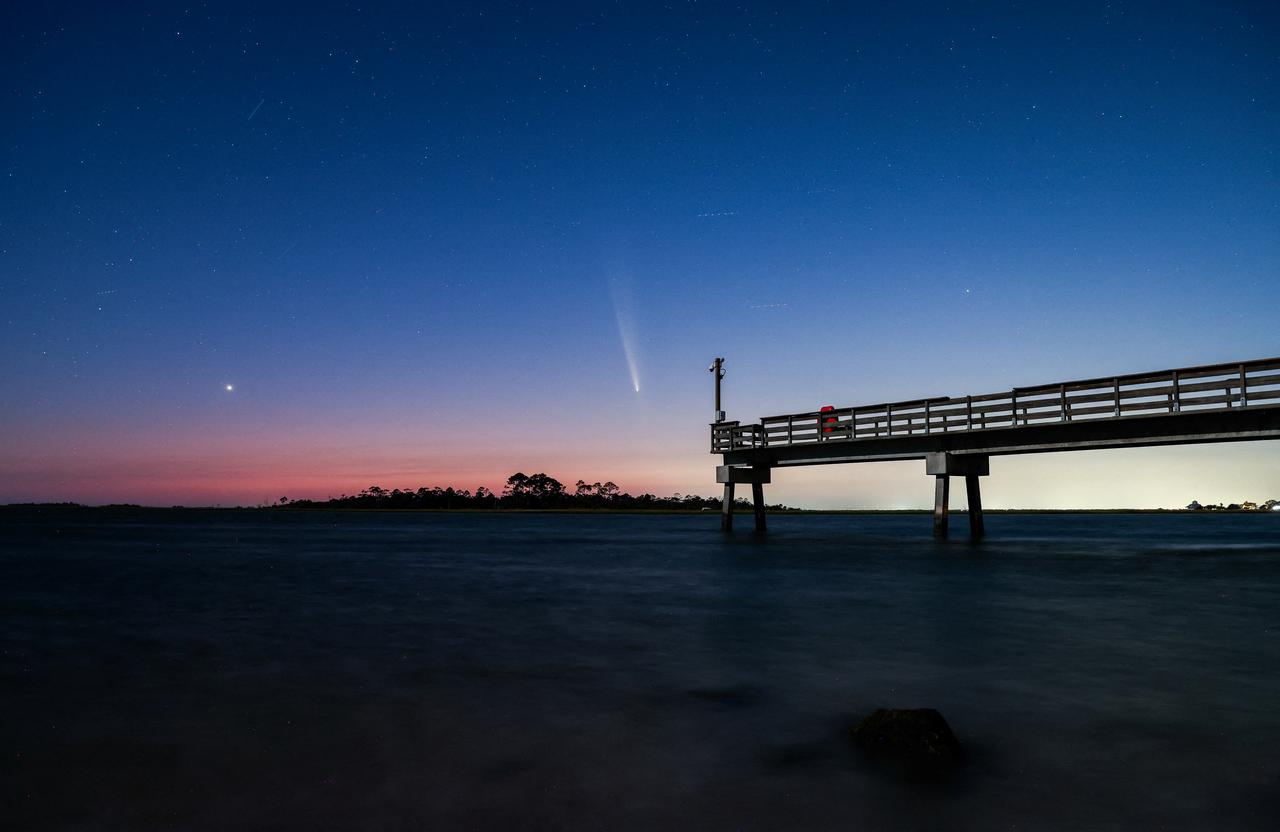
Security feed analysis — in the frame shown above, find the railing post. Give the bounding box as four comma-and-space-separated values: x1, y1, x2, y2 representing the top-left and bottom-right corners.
1171, 370, 1180, 413
1240, 364, 1248, 406
886, 403, 893, 436
1113, 378, 1120, 417
1060, 384, 1068, 421
966, 395, 973, 430
925, 399, 931, 434
1010, 391, 1018, 427
787, 415, 794, 444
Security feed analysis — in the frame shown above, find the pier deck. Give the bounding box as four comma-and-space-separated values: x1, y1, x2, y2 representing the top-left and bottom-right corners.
710, 357, 1280, 536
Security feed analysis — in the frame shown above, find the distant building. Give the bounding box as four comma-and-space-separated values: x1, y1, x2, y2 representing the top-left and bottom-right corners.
1186, 500, 1203, 511
1241, 501, 1258, 511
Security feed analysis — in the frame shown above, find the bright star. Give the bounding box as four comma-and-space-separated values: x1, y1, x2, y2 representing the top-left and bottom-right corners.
225, 384, 234, 392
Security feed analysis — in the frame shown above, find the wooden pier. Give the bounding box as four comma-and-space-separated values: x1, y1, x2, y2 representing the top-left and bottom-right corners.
711, 356, 1280, 536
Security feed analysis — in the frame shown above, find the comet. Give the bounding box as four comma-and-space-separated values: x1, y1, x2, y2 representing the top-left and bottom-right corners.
610, 279, 641, 393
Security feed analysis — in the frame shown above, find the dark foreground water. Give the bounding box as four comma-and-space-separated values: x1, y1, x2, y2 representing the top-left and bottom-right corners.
3, 508, 1279, 831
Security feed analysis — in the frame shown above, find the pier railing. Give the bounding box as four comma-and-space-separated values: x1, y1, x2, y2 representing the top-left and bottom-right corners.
712, 357, 1280, 453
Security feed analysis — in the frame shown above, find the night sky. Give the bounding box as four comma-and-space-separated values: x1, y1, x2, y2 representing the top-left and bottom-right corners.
2, 2, 1277, 508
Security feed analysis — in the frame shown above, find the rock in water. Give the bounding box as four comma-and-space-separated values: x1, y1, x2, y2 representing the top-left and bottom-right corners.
849, 708, 963, 778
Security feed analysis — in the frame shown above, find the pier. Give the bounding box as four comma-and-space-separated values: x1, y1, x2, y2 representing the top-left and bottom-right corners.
711, 357, 1280, 536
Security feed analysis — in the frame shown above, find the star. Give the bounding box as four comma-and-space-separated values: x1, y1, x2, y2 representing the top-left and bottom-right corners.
225, 384, 234, 392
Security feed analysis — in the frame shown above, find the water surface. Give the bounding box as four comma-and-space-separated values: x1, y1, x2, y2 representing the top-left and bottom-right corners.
3, 509, 1279, 830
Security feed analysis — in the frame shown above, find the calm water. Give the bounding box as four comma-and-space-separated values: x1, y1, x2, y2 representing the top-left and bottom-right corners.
3, 508, 1279, 831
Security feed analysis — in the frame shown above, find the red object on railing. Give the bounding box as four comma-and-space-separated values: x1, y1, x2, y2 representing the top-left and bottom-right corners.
820, 405, 836, 433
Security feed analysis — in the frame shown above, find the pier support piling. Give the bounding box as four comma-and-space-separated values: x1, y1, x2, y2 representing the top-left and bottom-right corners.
925, 453, 990, 539
751, 482, 767, 533
716, 465, 771, 534
933, 475, 950, 538
721, 483, 735, 532
965, 474, 985, 538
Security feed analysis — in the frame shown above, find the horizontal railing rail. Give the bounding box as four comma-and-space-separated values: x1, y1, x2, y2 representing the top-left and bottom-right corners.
711, 357, 1280, 453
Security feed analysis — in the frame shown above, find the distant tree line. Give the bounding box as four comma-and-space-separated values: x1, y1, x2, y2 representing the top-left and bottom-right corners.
1185, 498, 1279, 512
275, 472, 792, 512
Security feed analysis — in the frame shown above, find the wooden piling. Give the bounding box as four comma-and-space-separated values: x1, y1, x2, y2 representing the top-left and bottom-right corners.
721, 483, 735, 532
966, 474, 984, 538
933, 475, 949, 538
752, 482, 767, 533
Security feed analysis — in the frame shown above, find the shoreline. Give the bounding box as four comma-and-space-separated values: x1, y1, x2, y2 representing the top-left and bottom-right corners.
3, 504, 1276, 516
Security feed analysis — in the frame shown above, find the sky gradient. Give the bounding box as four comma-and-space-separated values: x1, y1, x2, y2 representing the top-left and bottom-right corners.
2, 1, 1277, 508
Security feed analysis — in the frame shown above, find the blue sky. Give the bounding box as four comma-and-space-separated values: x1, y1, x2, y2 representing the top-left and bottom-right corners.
1, 2, 1277, 506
